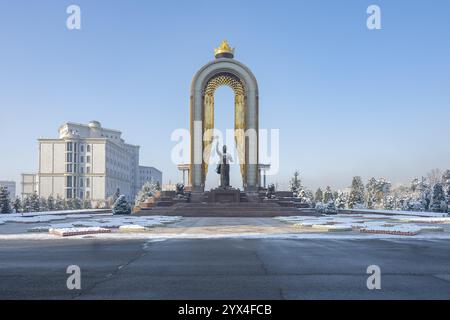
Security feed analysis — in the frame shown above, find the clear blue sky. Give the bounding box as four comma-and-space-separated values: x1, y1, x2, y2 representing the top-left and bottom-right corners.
0, 0, 449, 191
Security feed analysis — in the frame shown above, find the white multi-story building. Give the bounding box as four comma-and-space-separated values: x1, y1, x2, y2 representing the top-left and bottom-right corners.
35, 121, 161, 203
0, 181, 16, 199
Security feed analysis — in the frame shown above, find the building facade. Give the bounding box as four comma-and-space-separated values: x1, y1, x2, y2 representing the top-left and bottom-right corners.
0, 181, 16, 199
139, 166, 162, 188
35, 121, 161, 203
21, 173, 38, 198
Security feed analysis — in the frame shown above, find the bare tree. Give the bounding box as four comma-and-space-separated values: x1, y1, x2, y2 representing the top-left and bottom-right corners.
427, 168, 442, 186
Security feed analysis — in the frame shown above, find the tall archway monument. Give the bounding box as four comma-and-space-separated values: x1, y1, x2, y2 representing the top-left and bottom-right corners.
190, 41, 259, 196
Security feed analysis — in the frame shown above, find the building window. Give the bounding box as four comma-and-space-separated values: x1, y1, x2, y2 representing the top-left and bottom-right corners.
80, 145, 84, 152
80, 167, 84, 174
66, 142, 73, 152
87, 145, 91, 152
86, 178, 90, 188
86, 156, 91, 163
79, 178, 83, 187
86, 191, 90, 199
66, 153, 72, 162
80, 156, 84, 163
66, 189, 72, 199
79, 191, 84, 199
66, 176, 72, 188
66, 164, 72, 173
86, 166, 91, 174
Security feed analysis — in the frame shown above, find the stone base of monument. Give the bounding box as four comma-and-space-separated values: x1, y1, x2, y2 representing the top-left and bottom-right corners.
134, 188, 319, 217
208, 188, 240, 203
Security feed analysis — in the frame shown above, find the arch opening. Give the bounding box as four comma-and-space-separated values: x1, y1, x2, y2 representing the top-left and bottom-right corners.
204, 85, 244, 190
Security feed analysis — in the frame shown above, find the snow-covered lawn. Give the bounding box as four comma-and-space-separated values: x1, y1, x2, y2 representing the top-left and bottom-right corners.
397, 217, 450, 224
46, 215, 182, 236
0, 209, 110, 225
342, 208, 449, 218
276, 214, 449, 236
0, 210, 183, 237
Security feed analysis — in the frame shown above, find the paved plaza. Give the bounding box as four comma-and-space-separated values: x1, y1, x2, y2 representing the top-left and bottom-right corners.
0, 237, 449, 299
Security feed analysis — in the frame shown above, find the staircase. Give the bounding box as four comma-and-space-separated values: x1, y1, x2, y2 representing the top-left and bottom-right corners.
135, 202, 317, 217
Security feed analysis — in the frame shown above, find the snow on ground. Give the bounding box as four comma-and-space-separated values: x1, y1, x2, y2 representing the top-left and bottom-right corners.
119, 225, 147, 232
344, 208, 449, 218
1, 209, 109, 218
49, 227, 111, 237
39, 215, 182, 233
0, 209, 109, 225
277, 214, 450, 237
2, 230, 450, 241
396, 217, 450, 224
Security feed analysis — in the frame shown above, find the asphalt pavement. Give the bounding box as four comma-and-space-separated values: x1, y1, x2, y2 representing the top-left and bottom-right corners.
1, 238, 449, 299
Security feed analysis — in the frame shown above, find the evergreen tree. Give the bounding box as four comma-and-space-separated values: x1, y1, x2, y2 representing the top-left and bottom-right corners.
47, 195, 55, 211
348, 176, 365, 209
374, 177, 391, 209
112, 195, 131, 215
83, 199, 92, 209
0, 186, 12, 213
430, 183, 446, 212
22, 195, 31, 213
29, 192, 40, 212
315, 188, 323, 203
12, 198, 22, 213
365, 177, 377, 209
39, 197, 48, 212
55, 195, 65, 211
135, 180, 160, 206
384, 195, 395, 210
333, 191, 339, 201
288, 171, 302, 196
323, 186, 334, 204
335, 192, 347, 209
297, 189, 314, 206
442, 169, 450, 198
73, 198, 82, 210
65, 198, 74, 210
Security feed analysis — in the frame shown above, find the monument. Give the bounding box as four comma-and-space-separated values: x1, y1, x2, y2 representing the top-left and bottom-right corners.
216, 143, 231, 189
136, 41, 307, 216
189, 40, 260, 200
209, 141, 241, 203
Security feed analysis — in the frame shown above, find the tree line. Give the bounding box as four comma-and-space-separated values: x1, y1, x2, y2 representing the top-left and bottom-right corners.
288, 169, 450, 213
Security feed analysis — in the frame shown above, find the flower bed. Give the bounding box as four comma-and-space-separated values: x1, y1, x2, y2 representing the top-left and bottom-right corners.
359, 226, 420, 236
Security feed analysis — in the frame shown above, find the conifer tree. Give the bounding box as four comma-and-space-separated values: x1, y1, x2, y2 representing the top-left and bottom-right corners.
47, 195, 55, 211
348, 176, 365, 209
0, 186, 12, 213
289, 171, 302, 196
113, 195, 131, 215
315, 188, 323, 203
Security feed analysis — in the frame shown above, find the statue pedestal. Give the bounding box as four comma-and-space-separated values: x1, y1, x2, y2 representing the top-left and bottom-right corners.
209, 188, 240, 203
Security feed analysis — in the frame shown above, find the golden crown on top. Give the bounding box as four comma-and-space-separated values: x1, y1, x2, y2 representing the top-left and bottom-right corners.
214, 40, 235, 58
